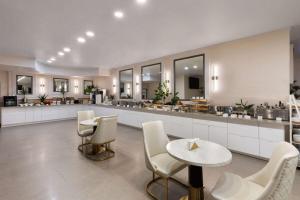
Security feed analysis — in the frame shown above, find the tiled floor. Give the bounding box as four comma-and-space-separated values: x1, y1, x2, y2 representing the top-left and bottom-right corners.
0, 120, 299, 200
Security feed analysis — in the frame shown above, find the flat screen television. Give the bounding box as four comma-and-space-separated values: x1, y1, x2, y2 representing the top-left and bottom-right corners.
189, 77, 199, 89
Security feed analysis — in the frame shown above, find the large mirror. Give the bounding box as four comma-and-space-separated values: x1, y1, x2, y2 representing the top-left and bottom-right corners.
119, 69, 133, 99
16, 75, 33, 95
53, 78, 69, 92
174, 54, 205, 99
141, 63, 161, 100
83, 80, 93, 95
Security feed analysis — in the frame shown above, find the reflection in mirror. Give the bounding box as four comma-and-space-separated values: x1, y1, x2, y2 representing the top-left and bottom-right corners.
53, 78, 69, 92
16, 75, 33, 95
83, 80, 93, 95
119, 69, 133, 99
174, 54, 205, 99
141, 63, 161, 100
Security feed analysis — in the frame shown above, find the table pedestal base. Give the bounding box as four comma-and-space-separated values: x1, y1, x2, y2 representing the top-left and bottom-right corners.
181, 165, 204, 200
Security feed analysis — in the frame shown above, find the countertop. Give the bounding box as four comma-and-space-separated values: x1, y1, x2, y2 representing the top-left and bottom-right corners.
94, 104, 289, 129
1, 103, 289, 129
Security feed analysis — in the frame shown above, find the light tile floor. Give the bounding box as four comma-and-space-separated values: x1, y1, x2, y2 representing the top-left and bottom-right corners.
0, 120, 299, 200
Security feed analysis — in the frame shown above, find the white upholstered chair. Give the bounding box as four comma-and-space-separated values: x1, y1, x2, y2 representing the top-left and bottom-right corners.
211, 142, 299, 200
77, 110, 95, 152
85, 116, 118, 161
142, 120, 187, 200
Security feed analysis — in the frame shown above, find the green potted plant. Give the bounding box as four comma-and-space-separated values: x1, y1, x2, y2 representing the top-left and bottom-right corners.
235, 99, 254, 115
38, 94, 48, 105
171, 92, 180, 106
153, 81, 170, 104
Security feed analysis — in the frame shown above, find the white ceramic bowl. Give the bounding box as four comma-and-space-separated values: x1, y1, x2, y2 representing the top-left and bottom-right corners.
293, 134, 300, 143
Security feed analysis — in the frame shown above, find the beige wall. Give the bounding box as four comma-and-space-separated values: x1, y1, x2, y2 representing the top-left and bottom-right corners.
6, 71, 111, 100
112, 29, 291, 105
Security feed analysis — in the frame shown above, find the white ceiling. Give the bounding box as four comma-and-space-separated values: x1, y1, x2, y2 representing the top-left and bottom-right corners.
1, 0, 300, 69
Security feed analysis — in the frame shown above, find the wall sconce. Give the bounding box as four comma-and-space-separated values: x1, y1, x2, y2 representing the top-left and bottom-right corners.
39, 78, 46, 94
212, 65, 219, 92
74, 80, 79, 94
112, 78, 117, 94
136, 75, 140, 93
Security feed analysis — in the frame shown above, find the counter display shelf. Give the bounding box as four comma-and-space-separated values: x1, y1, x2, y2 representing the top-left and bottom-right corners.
0, 104, 289, 159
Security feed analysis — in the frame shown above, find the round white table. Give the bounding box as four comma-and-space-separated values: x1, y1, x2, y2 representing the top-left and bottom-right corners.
166, 139, 232, 200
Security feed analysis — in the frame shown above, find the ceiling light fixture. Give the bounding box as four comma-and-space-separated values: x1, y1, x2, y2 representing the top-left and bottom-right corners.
193, 65, 198, 69
63, 47, 71, 52
184, 66, 189, 70
47, 60, 52, 63
136, 0, 147, 4
114, 11, 124, 19
86, 31, 95, 37
50, 57, 56, 61
58, 51, 65, 56
77, 37, 86, 43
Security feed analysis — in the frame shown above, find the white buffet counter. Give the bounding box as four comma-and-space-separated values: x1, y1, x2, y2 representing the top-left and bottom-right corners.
0, 104, 289, 159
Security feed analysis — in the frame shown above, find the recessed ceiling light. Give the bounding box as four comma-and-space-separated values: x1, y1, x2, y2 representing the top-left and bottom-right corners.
58, 51, 65, 56
63, 47, 71, 52
86, 31, 95, 37
193, 65, 198, 69
50, 57, 56, 61
184, 66, 189, 70
136, 0, 147, 4
77, 37, 86, 43
47, 60, 52, 63
114, 11, 124, 19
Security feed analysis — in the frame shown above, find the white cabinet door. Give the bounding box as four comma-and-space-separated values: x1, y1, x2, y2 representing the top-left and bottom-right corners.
33, 108, 42, 122
209, 126, 228, 147
118, 110, 139, 128
163, 115, 193, 138
2, 108, 26, 125
228, 134, 259, 156
259, 127, 285, 159
192, 119, 209, 140
259, 140, 278, 158
25, 108, 35, 123
228, 123, 259, 138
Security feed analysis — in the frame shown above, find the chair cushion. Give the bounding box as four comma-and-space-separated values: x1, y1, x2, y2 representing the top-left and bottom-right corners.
150, 153, 186, 177
211, 173, 264, 200
78, 129, 94, 137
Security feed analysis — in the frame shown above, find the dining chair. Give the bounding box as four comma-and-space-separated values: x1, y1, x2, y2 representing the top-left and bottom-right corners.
84, 116, 118, 161
211, 142, 299, 200
77, 110, 95, 152
142, 120, 188, 200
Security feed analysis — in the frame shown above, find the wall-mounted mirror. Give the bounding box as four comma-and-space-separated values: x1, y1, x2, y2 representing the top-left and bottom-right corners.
53, 78, 69, 92
141, 63, 161, 100
83, 80, 93, 95
16, 75, 33, 95
174, 54, 205, 99
119, 69, 133, 99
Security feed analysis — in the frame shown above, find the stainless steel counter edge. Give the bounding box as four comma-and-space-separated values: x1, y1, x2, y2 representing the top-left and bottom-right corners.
94, 104, 289, 129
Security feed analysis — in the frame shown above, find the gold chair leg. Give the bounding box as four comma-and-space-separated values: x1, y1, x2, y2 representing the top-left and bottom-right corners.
146, 174, 188, 200
164, 178, 168, 200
